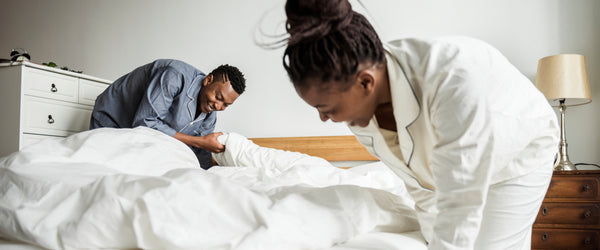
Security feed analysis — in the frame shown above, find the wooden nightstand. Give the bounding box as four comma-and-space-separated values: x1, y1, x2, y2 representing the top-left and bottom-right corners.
532, 170, 600, 249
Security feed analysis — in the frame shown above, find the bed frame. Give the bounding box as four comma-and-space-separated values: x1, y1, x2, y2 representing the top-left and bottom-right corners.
249, 135, 377, 162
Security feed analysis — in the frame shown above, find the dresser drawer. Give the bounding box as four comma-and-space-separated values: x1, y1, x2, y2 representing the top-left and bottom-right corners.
546, 175, 599, 200
23, 67, 78, 103
20, 134, 65, 149
79, 79, 107, 105
535, 203, 600, 226
22, 96, 92, 137
532, 229, 598, 249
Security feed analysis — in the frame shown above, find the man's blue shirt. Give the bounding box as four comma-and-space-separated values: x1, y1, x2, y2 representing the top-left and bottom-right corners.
90, 59, 216, 168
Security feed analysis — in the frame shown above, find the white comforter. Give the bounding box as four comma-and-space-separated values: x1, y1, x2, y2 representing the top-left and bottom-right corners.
0, 127, 423, 250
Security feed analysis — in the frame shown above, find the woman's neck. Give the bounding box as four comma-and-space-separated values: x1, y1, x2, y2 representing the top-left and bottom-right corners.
374, 63, 396, 131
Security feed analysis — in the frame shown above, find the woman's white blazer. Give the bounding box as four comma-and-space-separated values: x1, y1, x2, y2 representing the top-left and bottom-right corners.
349, 36, 559, 249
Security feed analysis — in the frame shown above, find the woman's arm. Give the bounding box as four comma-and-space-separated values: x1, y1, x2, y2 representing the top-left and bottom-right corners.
428, 72, 495, 250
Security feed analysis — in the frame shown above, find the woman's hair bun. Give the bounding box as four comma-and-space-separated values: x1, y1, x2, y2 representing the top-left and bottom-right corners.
285, 0, 354, 45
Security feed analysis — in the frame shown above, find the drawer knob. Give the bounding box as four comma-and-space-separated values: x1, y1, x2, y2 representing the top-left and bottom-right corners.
541, 232, 548, 241
584, 237, 591, 245
50, 83, 58, 93
542, 207, 548, 216
47, 115, 54, 124
583, 184, 591, 192
584, 210, 592, 218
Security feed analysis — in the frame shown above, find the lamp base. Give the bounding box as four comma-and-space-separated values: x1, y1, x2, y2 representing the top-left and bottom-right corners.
554, 159, 577, 171
553, 100, 578, 171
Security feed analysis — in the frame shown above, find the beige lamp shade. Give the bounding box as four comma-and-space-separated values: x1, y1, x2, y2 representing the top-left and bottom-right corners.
535, 54, 592, 107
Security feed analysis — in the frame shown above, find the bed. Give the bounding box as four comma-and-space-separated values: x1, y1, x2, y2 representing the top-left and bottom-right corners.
0, 127, 426, 250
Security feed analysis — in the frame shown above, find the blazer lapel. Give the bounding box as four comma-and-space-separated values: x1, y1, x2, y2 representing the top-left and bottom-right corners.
384, 49, 421, 166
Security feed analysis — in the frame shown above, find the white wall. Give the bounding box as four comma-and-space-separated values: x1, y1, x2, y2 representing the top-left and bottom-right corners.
1, 0, 598, 166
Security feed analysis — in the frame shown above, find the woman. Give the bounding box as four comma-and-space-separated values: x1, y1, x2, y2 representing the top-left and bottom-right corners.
282, 0, 559, 249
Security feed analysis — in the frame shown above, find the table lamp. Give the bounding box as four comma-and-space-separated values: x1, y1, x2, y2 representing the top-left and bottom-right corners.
535, 54, 592, 171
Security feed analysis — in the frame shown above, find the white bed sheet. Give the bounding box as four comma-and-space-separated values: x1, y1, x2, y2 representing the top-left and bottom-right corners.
0, 231, 426, 250
0, 127, 425, 250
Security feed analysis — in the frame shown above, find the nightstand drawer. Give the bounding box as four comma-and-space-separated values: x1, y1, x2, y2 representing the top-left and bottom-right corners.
22, 96, 92, 137
546, 176, 599, 200
535, 203, 600, 226
532, 229, 598, 249
23, 67, 78, 103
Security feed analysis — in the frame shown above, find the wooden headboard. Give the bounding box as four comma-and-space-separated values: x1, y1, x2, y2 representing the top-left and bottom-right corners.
249, 135, 377, 161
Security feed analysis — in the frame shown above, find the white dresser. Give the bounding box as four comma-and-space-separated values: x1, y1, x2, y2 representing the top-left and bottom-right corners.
0, 61, 111, 157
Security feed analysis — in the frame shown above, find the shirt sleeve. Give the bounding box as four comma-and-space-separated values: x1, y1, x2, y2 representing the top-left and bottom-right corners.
428, 70, 495, 250
132, 67, 183, 137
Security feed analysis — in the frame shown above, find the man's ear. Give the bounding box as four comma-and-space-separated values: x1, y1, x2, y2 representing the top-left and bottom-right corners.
357, 70, 376, 96
203, 74, 213, 86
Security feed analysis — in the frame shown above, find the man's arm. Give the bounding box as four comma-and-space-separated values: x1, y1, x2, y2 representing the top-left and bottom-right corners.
131, 67, 184, 137
130, 64, 224, 154
174, 132, 225, 153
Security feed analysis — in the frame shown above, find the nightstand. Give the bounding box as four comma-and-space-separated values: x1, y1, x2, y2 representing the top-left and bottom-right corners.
532, 170, 600, 249
0, 61, 111, 157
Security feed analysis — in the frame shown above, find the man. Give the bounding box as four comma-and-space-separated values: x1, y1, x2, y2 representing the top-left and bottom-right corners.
90, 59, 246, 169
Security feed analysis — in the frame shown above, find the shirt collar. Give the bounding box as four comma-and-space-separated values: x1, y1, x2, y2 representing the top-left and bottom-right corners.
185, 74, 206, 120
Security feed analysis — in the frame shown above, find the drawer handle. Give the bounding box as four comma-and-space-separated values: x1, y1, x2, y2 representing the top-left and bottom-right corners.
50, 83, 58, 93
583, 184, 591, 192
541, 232, 548, 241
542, 207, 548, 216
47, 115, 54, 124
584, 210, 592, 218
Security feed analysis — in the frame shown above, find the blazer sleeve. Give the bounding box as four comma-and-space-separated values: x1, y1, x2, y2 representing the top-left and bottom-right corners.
427, 70, 495, 250
132, 67, 183, 137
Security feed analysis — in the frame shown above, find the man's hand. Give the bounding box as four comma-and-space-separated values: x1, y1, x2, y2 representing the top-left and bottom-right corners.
174, 132, 225, 153
200, 132, 226, 153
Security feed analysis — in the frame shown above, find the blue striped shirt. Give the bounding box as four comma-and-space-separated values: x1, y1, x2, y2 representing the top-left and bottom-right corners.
90, 59, 216, 168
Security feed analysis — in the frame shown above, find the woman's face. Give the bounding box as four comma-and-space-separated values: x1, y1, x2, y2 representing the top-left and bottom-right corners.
295, 77, 378, 127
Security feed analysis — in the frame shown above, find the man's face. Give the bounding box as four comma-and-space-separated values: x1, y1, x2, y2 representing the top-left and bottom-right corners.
198, 75, 239, 114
